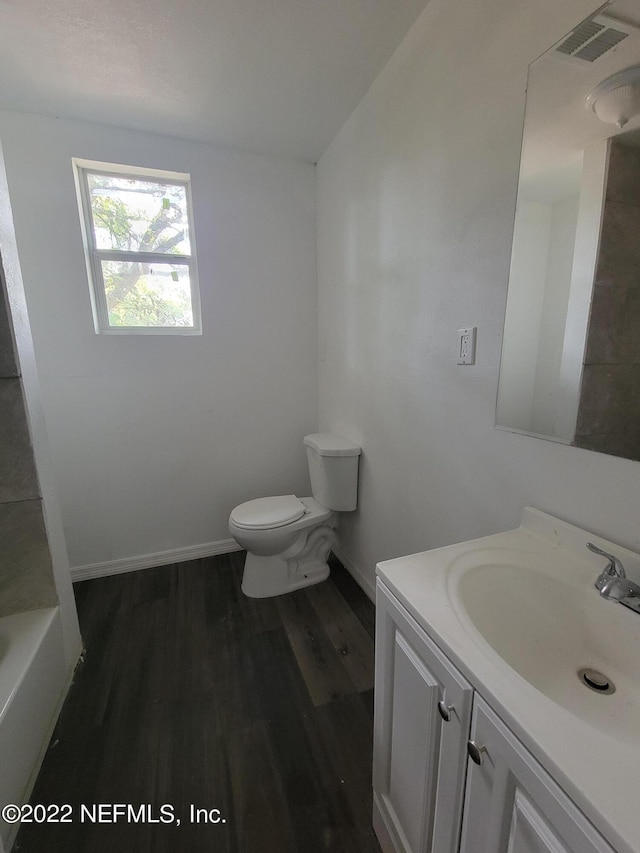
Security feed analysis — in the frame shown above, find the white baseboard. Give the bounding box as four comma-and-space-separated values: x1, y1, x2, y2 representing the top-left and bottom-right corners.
332, 544, 376, 602
71, 538, 243, 582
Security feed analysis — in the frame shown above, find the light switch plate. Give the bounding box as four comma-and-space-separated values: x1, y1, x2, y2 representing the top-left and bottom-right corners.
457, 327, 476, 365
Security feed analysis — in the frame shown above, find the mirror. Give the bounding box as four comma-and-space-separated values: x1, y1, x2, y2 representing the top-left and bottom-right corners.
496, 1, 640, 461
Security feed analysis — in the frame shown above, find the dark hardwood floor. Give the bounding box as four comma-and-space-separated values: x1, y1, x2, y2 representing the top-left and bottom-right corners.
15, 552, 381, 853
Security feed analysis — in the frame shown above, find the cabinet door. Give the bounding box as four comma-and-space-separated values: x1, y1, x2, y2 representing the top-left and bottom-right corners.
373, 581, 473, 853
460, 697, 615, 853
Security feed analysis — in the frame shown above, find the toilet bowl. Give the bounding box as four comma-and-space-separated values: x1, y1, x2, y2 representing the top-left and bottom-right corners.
229, 433, 361, 598
229, 496, 336, 597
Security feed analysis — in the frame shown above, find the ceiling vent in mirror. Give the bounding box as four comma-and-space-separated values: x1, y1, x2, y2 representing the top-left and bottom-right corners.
554, 15, 635, 64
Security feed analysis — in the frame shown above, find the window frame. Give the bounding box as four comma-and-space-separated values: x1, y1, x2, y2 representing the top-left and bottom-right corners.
73, 158, 202, 335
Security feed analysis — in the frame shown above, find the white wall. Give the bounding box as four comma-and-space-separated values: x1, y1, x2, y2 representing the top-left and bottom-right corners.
497, 189, 580, 439
557, 140, 610, 441
317, 0, 640, 590
497, 199, 551, 432
530, 192, 579, 436
0, 112, 318, 570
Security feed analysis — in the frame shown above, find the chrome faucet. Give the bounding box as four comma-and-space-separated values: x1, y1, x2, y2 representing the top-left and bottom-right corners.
587, 542, 640, 614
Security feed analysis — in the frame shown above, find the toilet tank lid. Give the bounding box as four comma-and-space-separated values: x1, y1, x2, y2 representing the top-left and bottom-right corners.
303, 432, 361, 457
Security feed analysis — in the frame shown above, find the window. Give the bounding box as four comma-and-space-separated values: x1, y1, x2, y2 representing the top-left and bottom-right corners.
74, 160, 201, 334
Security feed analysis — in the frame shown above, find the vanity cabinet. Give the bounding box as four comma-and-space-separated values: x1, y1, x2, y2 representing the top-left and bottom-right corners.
460, 697, 614, 853
373, 581, 473, 853
373, 581, 616, 853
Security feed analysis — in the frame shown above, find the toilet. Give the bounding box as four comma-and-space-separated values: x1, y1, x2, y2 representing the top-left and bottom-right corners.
229, 432, 361, 598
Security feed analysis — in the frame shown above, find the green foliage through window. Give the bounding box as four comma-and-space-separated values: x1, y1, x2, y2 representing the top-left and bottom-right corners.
77, 163, 200, 333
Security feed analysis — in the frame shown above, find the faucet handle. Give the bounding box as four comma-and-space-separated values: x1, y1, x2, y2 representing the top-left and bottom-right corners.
587, 542, 626, 583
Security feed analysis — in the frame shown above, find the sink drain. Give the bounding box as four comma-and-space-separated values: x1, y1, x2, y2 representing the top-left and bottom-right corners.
578, 668, 615, 695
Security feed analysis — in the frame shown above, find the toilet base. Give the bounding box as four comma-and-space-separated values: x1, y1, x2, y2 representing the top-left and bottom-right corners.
241, 523, 335, 598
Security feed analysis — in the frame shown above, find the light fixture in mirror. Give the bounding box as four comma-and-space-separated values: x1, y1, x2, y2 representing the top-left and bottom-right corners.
587, 64, 640, 127
496, 0, 640, 462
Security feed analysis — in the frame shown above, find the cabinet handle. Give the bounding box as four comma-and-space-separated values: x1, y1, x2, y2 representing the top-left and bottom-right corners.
437, 700, 454, 722
467, 740, 488, 765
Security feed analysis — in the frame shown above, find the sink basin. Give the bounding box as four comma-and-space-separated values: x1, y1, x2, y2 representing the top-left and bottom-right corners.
376, 507, 640, 853
449, 545, 640, 744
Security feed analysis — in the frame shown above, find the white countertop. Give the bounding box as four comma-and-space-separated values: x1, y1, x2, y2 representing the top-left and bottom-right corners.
376, 507, 640, 853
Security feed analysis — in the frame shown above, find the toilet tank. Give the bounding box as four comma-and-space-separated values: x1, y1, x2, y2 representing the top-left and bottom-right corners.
303, 433, 361, 511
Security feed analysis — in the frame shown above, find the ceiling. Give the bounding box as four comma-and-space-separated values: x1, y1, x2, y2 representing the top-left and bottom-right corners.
519, 0, 640, 203
0, 0, 430, 163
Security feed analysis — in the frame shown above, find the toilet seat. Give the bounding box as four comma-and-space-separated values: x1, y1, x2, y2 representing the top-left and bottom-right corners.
230, 495, 307, 530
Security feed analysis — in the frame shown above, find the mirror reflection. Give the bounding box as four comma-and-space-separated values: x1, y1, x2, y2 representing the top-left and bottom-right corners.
496, 0, 640, 461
